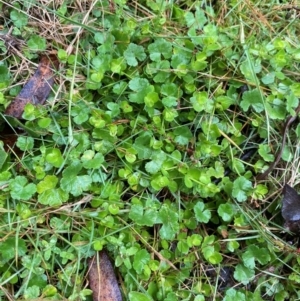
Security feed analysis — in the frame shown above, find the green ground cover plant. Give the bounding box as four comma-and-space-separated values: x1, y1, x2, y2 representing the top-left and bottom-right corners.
1, 0, 300, 300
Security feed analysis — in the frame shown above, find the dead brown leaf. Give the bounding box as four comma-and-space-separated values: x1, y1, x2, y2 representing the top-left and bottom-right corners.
5, 54, 59, 119
88, 251, 123, 301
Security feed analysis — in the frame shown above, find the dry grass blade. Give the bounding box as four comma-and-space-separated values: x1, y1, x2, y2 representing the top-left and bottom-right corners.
88, 251, 123, 301
5, 54, 59, 118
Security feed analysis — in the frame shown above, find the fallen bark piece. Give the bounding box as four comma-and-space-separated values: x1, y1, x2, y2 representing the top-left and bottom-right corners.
88, 251, 123, 301
282, 184, 300, 233
5, 54, 59, 119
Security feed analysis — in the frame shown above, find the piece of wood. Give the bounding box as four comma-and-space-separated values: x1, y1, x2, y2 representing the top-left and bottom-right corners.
282, 184, 300, 233
88, 251, 123, 301
5, 54, 59, 119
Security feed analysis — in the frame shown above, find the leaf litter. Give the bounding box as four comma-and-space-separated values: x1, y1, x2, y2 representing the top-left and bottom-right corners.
5, 54, 59, 118
88, 251, 123, 301
282, 184, 300, 233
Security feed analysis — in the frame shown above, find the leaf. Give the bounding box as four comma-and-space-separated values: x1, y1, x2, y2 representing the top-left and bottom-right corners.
42, 285, 57, 297
16, 136, 34, 151
81, 152, 104, 169
107, 102, 121, 118
232, 177, 253, 202
0, 65, 10, 87
10, 9, 28, 28
145, 160, 161, 174
224, 288, 246, 301
129, 292, 153, 301
61, 174, 91, 197
71, 101, 90, 124
24, 285, 40, 299
165, 293, 178, 301
129, 77, 149, 92
90, 72, 103, 83
271, 49, 289, 69
50, 217, 70, 230
162, 96, 177, 107
151, 175, 170, 190
145, 150, 166, 174
113, 81, 127, 95
37, 175, 58, 193
184, 12, 196, 27
94, 32, 109, 44
27, 35, 47, 51
286, 93, 299, 115
240, 59, 261, 83
215, 95, 235, 110
187, 234, 203, 247
60, 163, 92, 196
148, 39, 172, 62
194, 201, 211, 223
0, 171, 11, 186
174, 126, 193, 146
289, 273, 300, 284
88, 251, 122, 301
128, 79, 153, 104
201, 235, 223, 264
242, 245, 271, 269
231, 158, 245, 174
10, 176, 36, 200
161, 83, 179, 97
266, 99, 286, 120
177, 241, 189, 254
190, 91, 214, 113
234, 264, 255, 285
218, 203, 236, 222
5, 55, 59, 118
157, 204, 179, 240
148, 60, 171, 83
184, 8, 207, 29
261, 72, 275, 84
201, 24, 219, 51
92, 55, 110, 71
191, 52, 208, 71
242, 250, 255, 269
0, 237, 27, 262
291, 83, 300, 97
133, 131, 152, 159
0, 148, 7, 169
129, 204, 158, 226
133, 249, 150, 274
163, 107, 179, 121
240, 89, 264, 113
129, 88, 152, 104
111, 57, 127, 73
27, 274, 47, 290
258, 144, 275, 162
161, 84, 181, 106
208, 252, 223, 264
45, 148, 64, 168
57, 49, 68, 62
38, 188, 69, 206
124, 43, 146, 66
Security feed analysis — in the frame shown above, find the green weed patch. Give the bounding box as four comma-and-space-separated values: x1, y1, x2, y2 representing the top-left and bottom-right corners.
0, 1, 300, 300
